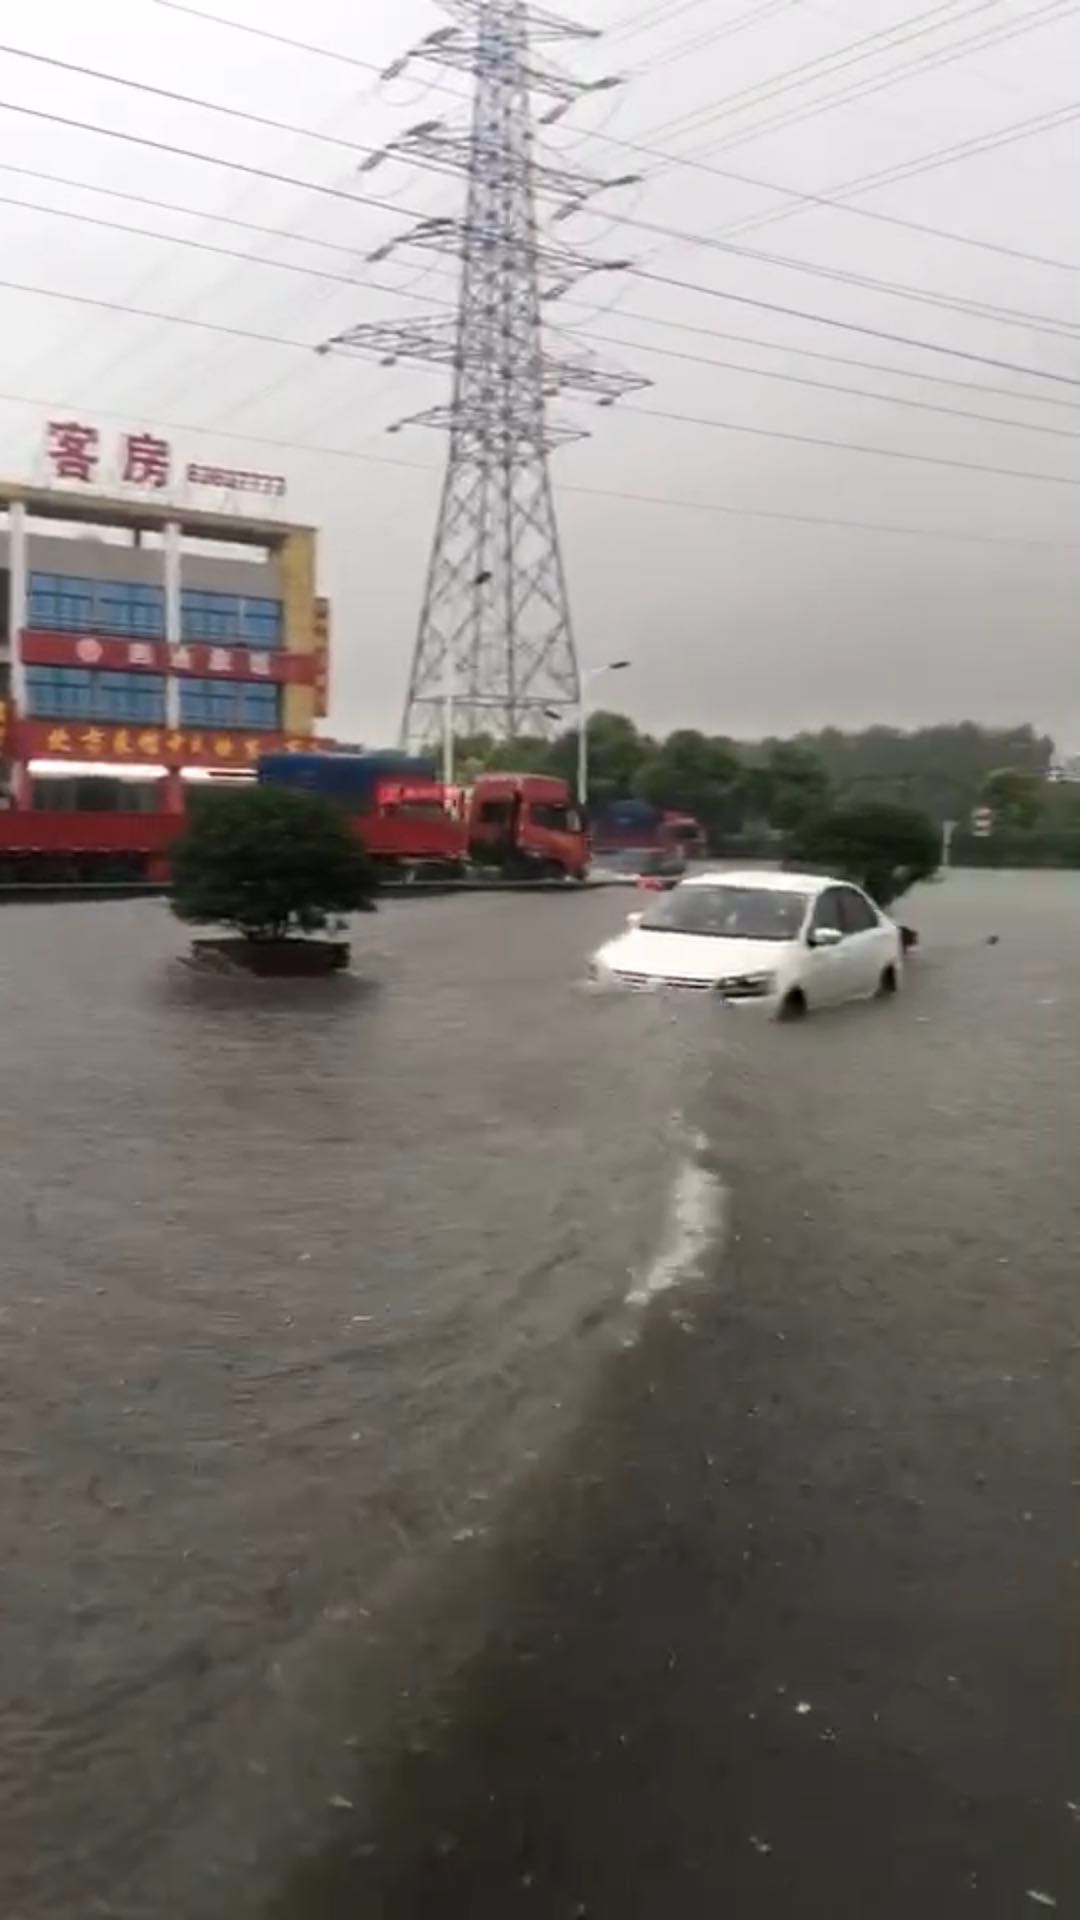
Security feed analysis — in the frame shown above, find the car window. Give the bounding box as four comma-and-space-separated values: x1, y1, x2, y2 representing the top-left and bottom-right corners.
837, 887, 880, 934
641, 884, 808, 941
811, 887, 846, 935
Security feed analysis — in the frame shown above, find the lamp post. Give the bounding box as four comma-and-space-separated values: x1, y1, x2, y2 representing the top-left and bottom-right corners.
578, 658, 631, 810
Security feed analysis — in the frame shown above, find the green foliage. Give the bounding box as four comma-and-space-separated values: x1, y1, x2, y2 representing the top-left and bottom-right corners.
978, 765, 1045, 831
792, 722, 1053, 823
454, 713, 1059, 849
746, 739, 833, 831
634, 729, 745, 831
171, 785, 377, 941
785, 799, 941, 909
952, 824, 1080, 868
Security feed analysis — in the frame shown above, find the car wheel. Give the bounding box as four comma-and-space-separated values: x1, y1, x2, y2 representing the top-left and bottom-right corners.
877, 963, 899, 997
779, 987, 808, 1021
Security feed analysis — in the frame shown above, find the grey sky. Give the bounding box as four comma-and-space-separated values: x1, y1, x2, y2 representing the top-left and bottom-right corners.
0, 0, 1077, 747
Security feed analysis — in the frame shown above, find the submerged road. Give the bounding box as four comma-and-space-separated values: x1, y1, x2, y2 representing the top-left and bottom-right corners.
1, 873, 1077, 1916
271, 872, 1079, 1920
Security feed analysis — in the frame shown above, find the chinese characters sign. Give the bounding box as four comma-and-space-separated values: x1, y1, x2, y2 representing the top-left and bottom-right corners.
44, 421, 287, 500
16, 720, 319, 768
313, 596, 331, 719
21, 632, 315, 685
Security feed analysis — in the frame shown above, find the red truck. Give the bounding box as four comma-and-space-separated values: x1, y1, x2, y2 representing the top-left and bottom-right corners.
454, 772, 588, 881
0, 760, 588, 888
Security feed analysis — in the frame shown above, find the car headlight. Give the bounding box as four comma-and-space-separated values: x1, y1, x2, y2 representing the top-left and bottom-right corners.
716, 972, 776, 998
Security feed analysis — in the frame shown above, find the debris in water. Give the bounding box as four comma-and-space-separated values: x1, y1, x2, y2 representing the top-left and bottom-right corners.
452, 1527, 479, 1544
329, 1795, 354, 1811
1025, 1894, 1056, 1909
795, 1701, 813, 1716
987, 934, 1000, 946
749, 1836, 773, 1856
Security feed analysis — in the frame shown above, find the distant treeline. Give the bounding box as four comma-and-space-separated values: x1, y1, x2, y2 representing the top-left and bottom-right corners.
458, 715, 1066, 851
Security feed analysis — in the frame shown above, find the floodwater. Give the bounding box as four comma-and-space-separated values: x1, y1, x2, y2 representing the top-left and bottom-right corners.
1, 872, 1077, 1917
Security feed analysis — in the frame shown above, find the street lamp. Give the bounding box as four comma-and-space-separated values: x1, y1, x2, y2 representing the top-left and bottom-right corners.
578, 658, 631, 810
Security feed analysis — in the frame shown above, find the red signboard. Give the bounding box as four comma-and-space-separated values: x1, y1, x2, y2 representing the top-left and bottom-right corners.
15, 719, 325, 769
20, 632, 315, 685
313, 596, 330, 719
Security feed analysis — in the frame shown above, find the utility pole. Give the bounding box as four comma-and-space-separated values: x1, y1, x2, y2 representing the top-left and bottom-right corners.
317, 0, 648, 761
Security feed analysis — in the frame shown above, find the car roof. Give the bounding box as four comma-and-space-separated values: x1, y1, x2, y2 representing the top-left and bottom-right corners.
680, 868, 842, 894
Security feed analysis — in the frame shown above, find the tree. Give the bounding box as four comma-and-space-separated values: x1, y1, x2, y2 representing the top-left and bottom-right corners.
171, 785, 377, 942
785, 799, 940, 909
748, 740, 832, 831
979, 766, 1045, 831
634, 729, 746, 834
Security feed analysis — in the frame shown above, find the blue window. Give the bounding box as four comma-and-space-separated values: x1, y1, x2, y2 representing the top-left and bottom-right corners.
27, 573, 165, 638
26, 574, 282, 645
96, 582, 164, 637
242, 597, 283, 647
26, 666, 167, 723
180, 678, 279, 730
181, 589, 282, 647
28, 572, 95, 632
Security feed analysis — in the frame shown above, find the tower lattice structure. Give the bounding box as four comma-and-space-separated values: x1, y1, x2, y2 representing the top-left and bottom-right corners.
318, 0, 647, 752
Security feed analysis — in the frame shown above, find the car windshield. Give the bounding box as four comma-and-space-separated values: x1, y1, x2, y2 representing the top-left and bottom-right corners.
640, 883, 808, 941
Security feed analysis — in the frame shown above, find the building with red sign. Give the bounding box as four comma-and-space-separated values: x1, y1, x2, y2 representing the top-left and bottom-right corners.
0, 471, 330, 811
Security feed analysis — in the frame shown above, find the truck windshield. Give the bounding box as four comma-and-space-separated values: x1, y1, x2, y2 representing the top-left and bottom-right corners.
528, 803, 577, 832
641, 884, 808, 941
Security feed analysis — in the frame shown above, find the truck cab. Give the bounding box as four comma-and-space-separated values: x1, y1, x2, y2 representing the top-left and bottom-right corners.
466, 773, 587, 880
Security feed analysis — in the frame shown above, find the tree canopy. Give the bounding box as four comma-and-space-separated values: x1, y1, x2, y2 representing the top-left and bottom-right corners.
785, 800, 941, 909
455, 712, 1056, 843
171, 785, 377, 941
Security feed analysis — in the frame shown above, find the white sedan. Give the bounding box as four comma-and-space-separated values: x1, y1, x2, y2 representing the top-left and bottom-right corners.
589, 869, 904, 1017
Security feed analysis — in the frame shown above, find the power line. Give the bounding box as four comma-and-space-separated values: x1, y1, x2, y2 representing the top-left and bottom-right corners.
12, 156, 1080, 424
3, 273, 1080, 489
10, 91, 1079, 388
150, 0, 1080, 277
578, 326, 1080, 438
638, 0, 806, 68
617, 399, 1080, 485
0, 162, 449, 284
638, 0, 1003, 148
581, 308, 1080, 410
0, 40, 389, 169
607, 0, 715, 41
618, 214, 1080, 340
5, 48, 1076, 353
0, 96, 428, 223
633, 266, 1080, 387
0, 378, 1072, 550
0, 186, 453, 311
683, 0, 1080, 163
5, 36, 1072, 346
575, 127, 1080, 275
12, 164, 1080, 439
5, 167, 1076, 430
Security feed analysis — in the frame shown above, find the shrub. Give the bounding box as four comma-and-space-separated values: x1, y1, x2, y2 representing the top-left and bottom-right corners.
171, 784, 377, 941
785, 800, 940, 909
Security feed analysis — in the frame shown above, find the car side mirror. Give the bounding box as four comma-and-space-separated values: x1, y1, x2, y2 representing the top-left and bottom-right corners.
809, 925, 843, 949
626, 911, 643, 928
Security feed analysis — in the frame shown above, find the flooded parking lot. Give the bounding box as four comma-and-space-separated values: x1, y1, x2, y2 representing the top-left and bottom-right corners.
1, 872, 1077, 1917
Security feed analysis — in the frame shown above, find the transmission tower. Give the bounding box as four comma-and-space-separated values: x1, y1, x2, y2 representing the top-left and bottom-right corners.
317, 0, 648, 759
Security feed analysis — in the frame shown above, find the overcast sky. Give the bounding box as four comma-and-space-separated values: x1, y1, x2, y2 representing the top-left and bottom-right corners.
0, 0, 1077, 746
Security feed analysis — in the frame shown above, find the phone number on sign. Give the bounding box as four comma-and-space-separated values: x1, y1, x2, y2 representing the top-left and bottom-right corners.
186, 463, 287, 498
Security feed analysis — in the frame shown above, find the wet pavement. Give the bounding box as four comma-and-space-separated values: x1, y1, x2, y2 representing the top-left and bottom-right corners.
2, 874, 1078, 1916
